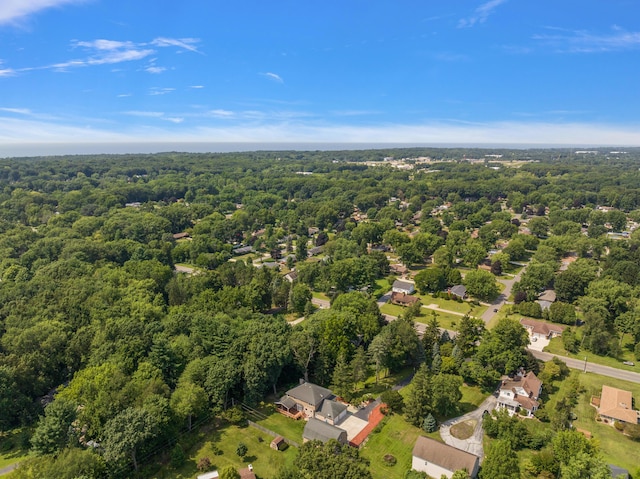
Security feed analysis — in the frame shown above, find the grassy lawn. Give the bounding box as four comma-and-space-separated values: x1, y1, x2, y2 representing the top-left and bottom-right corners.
311, 291, 330, 301
417, 310, 465, 331
152, 419, 298, 479
252, 404, 306, 444
459, 384, 491, 414
450, 419, 476, 440
361, 414, 441, 479
544, 336, 638, 372
415, 295, 474, 315
570, 372, 640, 471
0, 430, 29, 471
373, 278, 392, 298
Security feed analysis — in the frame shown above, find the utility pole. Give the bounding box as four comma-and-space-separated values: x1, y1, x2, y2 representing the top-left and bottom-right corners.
583, 356, 587, 373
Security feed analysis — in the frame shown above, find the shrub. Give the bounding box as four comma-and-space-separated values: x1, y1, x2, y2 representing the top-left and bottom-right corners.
614, 421, 625, 432
197, 457, 212, 472
170, 444, 186, 468
383, 454, 397, 466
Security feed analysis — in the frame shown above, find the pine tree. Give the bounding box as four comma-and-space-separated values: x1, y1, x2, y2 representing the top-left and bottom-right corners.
423, 413, 437, 433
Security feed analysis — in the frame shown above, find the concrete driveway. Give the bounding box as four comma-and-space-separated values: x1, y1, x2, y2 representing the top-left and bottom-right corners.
439, 394, 497, 460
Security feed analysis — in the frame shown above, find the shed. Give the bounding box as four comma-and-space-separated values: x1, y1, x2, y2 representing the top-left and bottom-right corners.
412, 436, 479, 478
270, 436, 286, 451
449, 285, 467, 299
197, 471, 219, 479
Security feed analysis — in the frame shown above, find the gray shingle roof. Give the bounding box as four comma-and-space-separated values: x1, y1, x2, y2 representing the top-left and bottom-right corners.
286, 382, 334, 408
303, 418, 347, 443
319, 400, 347, 420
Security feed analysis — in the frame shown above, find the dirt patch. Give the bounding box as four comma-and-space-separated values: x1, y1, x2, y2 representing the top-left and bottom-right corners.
450, 419, 477, 440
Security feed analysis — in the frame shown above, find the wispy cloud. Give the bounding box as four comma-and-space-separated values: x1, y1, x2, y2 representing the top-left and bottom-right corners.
190, 85, 204, 89
262, 72, 283, 83
0, 0, 84, 25
148, 87, 175, 96
208, 109, 235, 118
151, 37, 201, 53
124, 110, 165, 118
1, 36, 201, 76
458, 0, 508, 28
533, 27, 640, 53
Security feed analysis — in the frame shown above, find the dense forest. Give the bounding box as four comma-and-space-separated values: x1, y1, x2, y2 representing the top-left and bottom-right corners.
1, 147, 640, 478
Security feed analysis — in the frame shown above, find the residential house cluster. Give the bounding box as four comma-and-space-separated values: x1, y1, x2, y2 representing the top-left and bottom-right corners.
496, 371, 543, 417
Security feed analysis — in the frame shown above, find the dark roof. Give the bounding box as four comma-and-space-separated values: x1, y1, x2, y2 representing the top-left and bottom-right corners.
286, 382, 334, 407
276, 396, 297, 410
609, 465, 629, 479
412, 436, 479, 474
303, 418, 347, 443
392, 280, 415, 291
450, 285, 467, 297
319, 400, 347, 420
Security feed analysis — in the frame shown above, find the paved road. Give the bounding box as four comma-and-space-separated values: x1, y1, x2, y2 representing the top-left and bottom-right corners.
0, 463, 19, 476
311, 297, 330, 309
529, 350, 640, 384
480, 261, 529, 325
440, 394, 497, 460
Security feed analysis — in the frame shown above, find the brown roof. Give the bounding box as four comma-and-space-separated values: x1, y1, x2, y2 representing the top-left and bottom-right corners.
500, 371, 542, 400
239, 468, 257, 479
515, 395, 539, 411
391, 292, 420, 305
519, 318, 565, 337
412, 436, 479, 474
599, 385, 639, 423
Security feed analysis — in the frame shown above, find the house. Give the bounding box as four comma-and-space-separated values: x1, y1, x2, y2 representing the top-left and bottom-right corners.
315, 399, 349, 425
595, 386, 639, 425
449, 285, 467, 299
308, 246, 324, 257
197, 472, 219, 479
232, 245, 253, 255
536, 289, 556, 311
496, 371, 543, 417
392, 280, 415, 295
411, 436, 479, 479
276, 382, 335, 419
284, 270, 298, 283
519, 318, 565, 340
390, 264, 408, 275
303, 418, 348, 445
172, 232, 191, 240
270, 436, 286, 451
391, 292, 420, 306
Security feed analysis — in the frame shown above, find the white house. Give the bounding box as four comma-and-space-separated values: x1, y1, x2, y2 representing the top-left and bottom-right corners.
496, 371, 543, 417
412, 436, 479, 479
392, 280, 415, 295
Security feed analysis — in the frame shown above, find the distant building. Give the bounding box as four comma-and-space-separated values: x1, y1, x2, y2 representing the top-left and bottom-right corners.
276, 382, 335, 419
391, 292, 420, 306
519, 318, 565, 340
411, 436, 479, 478
448, 285, 467, 299
392, 280, 415, 295
594, 385, 639, 425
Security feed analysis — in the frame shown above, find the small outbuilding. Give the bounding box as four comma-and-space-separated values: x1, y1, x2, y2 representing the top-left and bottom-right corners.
412, 436, 479, 478
270, 436, 286, 451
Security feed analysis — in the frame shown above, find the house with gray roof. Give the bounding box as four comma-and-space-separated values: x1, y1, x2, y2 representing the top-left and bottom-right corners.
276, 382, 335, 419
392, 280, 415, 295
316, 399, 348, 425
303, 418, 348, 445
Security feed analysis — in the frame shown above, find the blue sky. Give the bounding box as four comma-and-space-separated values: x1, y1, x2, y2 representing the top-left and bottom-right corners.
1, 0, 640, 153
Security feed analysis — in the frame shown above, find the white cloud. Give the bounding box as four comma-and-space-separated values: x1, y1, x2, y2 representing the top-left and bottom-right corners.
262, 72, 284, 83
73, 39, 134, 51
208, 109, 235, 118
190, 85, 204, 89
124, 111, 165, 118
458, 0, 508, 28
0, 107, 32, 114
145, 66, 166, 74
149, 87, 175, 96
151, 37, 201, 53
117, 93, 132, 98
164, 117, 184, 124
0, 0, 84, 25
533, 27, 640, 53
0, 68, 16, 77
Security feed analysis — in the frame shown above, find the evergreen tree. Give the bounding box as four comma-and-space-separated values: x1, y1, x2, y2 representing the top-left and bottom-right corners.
422, 413, 437, 433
